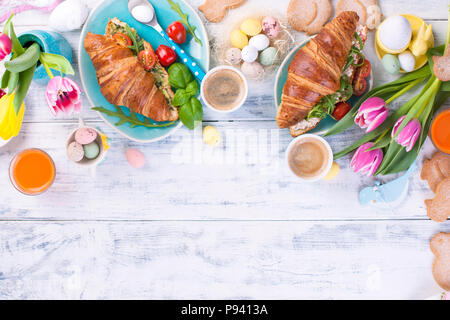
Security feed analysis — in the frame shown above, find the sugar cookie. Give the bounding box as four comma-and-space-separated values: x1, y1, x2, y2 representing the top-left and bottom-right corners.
425, 178, 450, 223
421, 152, 450, 193
198, 0, 247, 23
431, 233, 450, 291
287, 0, 332, 35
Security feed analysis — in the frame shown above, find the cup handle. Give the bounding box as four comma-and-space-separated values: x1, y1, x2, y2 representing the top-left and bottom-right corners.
78, 117, 85, 128
89, 165, 97, 178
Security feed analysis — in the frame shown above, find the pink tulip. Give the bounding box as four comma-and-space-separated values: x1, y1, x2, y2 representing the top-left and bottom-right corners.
355, 97, 389, 133
0, 32, 12, 61
45, 76, 82, 116
391, 115, 421, 152
350, 142, 384, 177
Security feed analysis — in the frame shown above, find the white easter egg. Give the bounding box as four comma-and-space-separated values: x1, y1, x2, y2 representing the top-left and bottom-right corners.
398, 50, 416, 72
379, 15, 412, 52
132, 5, 154, 23
249, 34, 270, 51
241, 45, 258, 63
49, 0, 89, 32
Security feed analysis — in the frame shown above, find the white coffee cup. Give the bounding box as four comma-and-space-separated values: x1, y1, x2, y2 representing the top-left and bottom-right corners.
201, 66, 248, 113
285, 134, 333, 182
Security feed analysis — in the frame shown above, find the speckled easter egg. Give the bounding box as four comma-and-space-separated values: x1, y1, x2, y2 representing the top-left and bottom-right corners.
259, 47, 278, 66
83, 141, 100, 160
241, 61, 264, 79
398, 50, 416, 72
75, 127, 97, 145
67, 141, 85, 162
225, 47, 242, 65
241, 45, 258, 63
230, 30, 248, 49
240, 18, 262, 36
382, 54, 400, 74
262, 16, 280, 38
126, 148, 146, 169
249, 34, 270, 51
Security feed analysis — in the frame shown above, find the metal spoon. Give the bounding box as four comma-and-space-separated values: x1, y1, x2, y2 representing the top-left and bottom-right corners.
128, 0, 205, 81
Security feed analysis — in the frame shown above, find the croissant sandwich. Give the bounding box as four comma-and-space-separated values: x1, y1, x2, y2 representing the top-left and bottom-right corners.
277, 11, 368, 136
84, 18, 178, 122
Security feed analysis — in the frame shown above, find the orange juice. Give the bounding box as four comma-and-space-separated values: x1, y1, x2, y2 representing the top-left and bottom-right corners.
9, 149, 55, 195
431, 109, 450, 154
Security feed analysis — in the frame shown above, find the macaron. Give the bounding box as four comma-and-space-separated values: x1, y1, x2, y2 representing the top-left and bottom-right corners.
83, 141, 100, 160
126, 148, 146, 169
67, 141, 85, 162
75, 127, 98, 145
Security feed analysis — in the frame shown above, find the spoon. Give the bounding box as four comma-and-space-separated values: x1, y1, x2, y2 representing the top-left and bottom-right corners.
128, 0, 205, 82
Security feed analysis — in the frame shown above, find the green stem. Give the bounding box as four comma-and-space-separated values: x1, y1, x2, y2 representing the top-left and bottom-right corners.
385, 78, 424, 104
41, 59, 54, 79
374, 129, 389, 144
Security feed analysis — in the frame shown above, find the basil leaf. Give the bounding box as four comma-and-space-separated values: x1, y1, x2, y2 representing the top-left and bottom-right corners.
172, 89, 190, 107
168, 63, 193, 89
186, 80, 199, 97
39, 52, 74, 75
179, 97, 203, 130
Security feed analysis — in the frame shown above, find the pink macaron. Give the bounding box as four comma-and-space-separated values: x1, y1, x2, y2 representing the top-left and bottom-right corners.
75, 127, 98, 145
126, 148, 146, 169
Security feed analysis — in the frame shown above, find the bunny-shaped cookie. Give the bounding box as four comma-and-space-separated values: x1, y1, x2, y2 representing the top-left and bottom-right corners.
431, 233, 450, 291
198, 0, 247, 23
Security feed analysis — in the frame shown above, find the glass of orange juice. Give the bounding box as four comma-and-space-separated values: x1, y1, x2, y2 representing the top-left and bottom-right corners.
9, 149, 56, 195
431, 109, 450, 154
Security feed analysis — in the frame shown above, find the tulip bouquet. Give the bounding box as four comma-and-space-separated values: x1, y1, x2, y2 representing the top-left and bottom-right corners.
0, 14, 81, 141
325, 9, 450, 177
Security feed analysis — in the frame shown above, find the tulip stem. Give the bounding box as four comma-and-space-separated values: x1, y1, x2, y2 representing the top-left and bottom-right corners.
385, 78, 424, 105
374, 129, 389, 144
40, 59, 54, 79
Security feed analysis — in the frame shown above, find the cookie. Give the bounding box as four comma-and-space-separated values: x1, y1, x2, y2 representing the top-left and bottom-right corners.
425, 178, 450, 223
336, 0, 381, 29
287, 0, 332, 35
433, 48, 450, 82
430, 233, 450, 291
421, 152, 450, 192
198, 0, 247, 23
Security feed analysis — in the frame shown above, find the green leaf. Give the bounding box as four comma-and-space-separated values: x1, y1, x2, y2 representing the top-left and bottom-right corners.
179, 97, 203, 130
92, 106, 177, 128
1, 70, 11, 90
172, 89, 190, 107
168, 63, 193, 89
186, 80, 199, 97
13, 64, 36, 113
39, 52, 74, 76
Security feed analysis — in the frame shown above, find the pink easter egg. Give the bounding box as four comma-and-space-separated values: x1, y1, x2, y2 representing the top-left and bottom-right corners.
75, 127, 98, 145
126, 148, 146, 169
262, 16, 280, 38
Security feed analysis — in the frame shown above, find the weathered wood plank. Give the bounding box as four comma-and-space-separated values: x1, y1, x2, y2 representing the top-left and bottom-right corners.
0, 220, 447, 299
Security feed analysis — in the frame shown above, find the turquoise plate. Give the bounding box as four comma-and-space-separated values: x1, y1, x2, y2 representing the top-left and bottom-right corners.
79, 0, 210, 143
274, 39, 373, 135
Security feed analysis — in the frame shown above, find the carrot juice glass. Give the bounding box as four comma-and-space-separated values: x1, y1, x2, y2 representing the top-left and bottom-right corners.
9, 149, 56, 195
431, 109, 450, 154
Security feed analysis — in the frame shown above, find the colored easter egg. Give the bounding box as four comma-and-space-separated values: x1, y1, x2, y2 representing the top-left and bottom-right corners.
262, 16, 280, 38
249, 34, 270, 51
225, 47, 242, 65
259, 47, 278, 66
203, 126, 222, 147
398, 50, 416, 72
230, 30, 248, 49
240, 19, 262, 36
382, 54, 400, 75
67, 141, 84, 162
75, 127, 97, 145
241, 45, 258, 63
126, 148, 146, 169
378, 15, 412, 53
83, 141, 100, 160
323, 162, 340, 180
241, 61, 264, 79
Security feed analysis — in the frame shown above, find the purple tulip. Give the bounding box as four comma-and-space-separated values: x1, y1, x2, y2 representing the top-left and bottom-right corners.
391, 115, 421, 152
355, 97, 389, 133
0, 32, 12, 61
350, 142, 384, 177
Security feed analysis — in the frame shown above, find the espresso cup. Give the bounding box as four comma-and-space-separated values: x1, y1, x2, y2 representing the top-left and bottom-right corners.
285, 134, 333, 182
201, 66, 248, 113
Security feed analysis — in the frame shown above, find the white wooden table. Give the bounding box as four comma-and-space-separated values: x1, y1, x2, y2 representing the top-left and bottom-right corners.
0, 0, 449, 300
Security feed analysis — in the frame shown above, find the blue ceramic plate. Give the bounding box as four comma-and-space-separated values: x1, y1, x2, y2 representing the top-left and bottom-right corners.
79, 0, 210, 143
274, 39, 373, 135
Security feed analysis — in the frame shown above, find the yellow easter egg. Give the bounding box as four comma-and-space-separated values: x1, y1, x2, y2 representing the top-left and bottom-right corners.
323, 162, 340, 180
240, 19, 262, 36
203, 126, 222, 147
230, 30, 248, 49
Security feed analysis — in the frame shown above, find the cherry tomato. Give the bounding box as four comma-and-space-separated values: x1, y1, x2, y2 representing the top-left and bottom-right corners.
167, 22, 187, 44
0, 88, 5, 99
156, 45, 177, 67
358, 59, 371, 79
353, 77, 367, 97
113, 33, 132, 47
332, 102, 352, 120
138, 49, 157, 71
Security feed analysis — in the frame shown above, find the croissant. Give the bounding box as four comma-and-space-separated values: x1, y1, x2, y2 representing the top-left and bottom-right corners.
84, 32, 178, 122
277, 11, 359, 129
